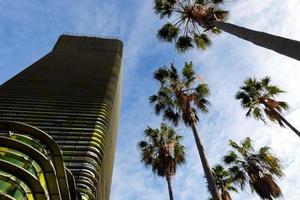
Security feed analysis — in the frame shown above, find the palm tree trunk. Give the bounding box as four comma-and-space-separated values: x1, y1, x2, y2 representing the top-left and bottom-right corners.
166, 176, 174, 200
191, 122, 221, 200
262, 101, 300, 138
212, 20, 300, 61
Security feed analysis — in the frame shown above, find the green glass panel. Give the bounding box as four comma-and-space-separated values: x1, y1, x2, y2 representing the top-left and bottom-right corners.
0, 180, 12, 191
0, 176, 27, 199
11, 189, 23, 199
0, 148, 45, 181
11, 134, 47, 155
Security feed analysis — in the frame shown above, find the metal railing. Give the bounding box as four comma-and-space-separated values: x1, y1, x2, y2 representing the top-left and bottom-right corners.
62, 32, 120, 40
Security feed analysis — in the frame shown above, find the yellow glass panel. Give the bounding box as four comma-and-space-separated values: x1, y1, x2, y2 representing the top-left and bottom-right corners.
39, 172, 47, 190
0, 147, 8, 156
28, 194, 34, 200
82, 195, 89, 200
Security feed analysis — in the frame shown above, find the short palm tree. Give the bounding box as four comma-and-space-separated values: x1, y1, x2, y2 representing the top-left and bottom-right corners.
236, 76, 300, 138
154, 0, 300, 60
224, 137, 283, 200
209, 165, 238, 200
138, 123, 185, 200
149, 62, 221, 200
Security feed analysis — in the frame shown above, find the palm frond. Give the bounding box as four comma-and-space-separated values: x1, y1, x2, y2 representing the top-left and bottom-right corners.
235, 91, 250, 104
261, 76, 271, 87
227, 186, 238, 193
229, 140, 239, 150
158, 88, 171, 99
138, 140, 148, 149
212, 0, 224, 4
144, 126, 158, 138
153, 0, 176, 18
243, 77, 256, 87
259, 146, 270, 154
176, 36, 193, 53
196, 0, 205, 4
266, 85, 285, 97
245, 108, 252, 117
194, 98, 210, 113
251, 175, 282, 199
194, 33, 212, 50
182, 111, 192, 126
163, 108, 180, 126
278, 101, 289, 111
149, 95, 158, 104
263, 108, 285, 127
252, 107, 265, 123
174, 145, 186, 165
153, 67, 169, 83
195, 83, 210, 97
228, 166, 247, 190
170, 63, 179, 80
154, 103, 165, 115
157, 23, 179, 42
263, 107, 279, 120
210, 27, 222, 34
224, 151, 237, 164
259, 146, 283, 176
182, 61, 195, 80
241, 137, 253, 152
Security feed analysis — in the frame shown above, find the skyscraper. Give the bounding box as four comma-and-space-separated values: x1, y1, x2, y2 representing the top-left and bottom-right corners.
0, 35, 123, 200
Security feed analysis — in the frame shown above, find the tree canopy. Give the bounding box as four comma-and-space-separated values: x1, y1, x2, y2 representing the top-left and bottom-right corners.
154, 0, 229, 52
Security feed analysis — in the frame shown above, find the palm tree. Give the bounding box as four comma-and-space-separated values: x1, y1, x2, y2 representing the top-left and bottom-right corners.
149, 62, 221, 200
223, 137, 283, 200
209, 165, 238, 200
138, 123, 185, 200
236, 76, 300, 138
153, 0, 300, 60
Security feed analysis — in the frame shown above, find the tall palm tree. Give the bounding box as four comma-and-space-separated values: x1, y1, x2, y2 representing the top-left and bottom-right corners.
209, 165, 238, 200
223, 137, 283, 200
138, 123, 185, 200
149, 62, 221, 200
236, 76, 300, 138
153, 0, 300, 60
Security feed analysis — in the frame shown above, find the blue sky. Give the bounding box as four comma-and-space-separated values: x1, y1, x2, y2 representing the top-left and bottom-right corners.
1, 0, 300, 199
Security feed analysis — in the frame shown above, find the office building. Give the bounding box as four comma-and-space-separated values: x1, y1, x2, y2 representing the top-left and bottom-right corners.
0, 34, 123, 200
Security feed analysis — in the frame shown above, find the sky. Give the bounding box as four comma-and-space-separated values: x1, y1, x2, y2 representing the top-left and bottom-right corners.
0, 0, 300, 199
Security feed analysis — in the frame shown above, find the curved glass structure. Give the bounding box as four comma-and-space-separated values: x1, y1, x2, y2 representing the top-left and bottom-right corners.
0, 35, 123, 200
0, 121, 78, 200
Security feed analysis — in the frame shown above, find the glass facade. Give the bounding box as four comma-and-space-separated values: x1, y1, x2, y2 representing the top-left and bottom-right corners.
0, 35, 123, 200
0, 121, 74, 200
